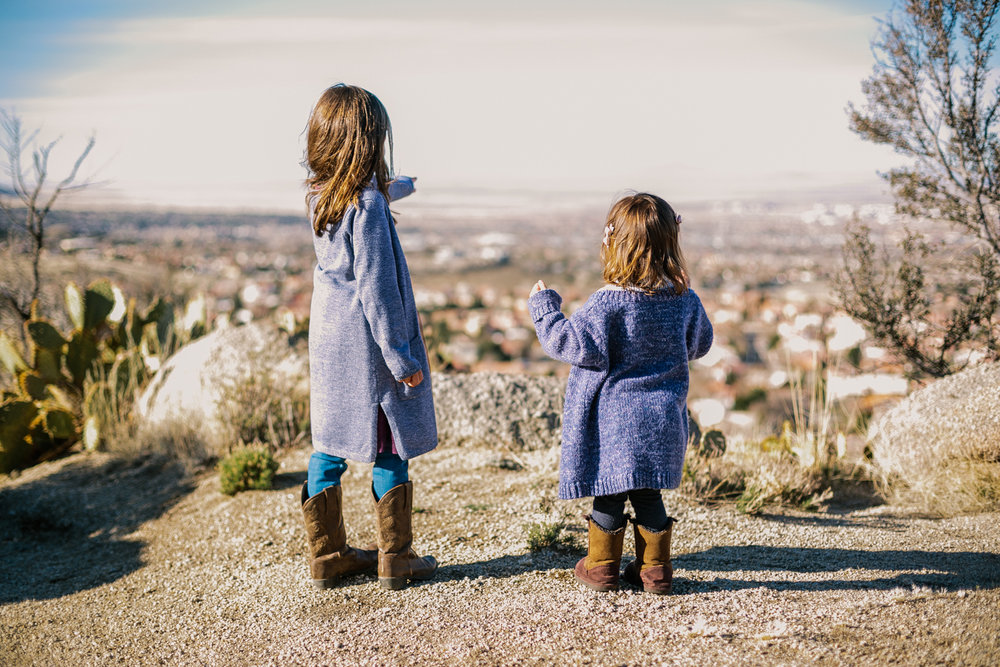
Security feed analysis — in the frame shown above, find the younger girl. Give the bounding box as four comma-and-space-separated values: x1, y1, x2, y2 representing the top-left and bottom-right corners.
528, 192, 713, 595
300, 84, 437, 591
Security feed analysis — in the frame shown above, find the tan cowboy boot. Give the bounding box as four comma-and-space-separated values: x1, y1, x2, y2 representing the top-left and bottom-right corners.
301, 482, 377, 588
373, 481, 438, 590
622, 517, 675, 595
574, 515, 627, 592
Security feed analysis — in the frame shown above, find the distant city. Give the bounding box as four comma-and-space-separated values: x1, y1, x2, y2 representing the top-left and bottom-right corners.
32, 194, 921, 454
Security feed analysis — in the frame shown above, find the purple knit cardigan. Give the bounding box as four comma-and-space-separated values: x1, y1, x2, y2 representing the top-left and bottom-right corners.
529, 286, 713, 499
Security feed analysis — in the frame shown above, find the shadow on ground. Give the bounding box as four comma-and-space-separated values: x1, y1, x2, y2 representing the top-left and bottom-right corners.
271, 470, 307, 491
432, 549, 580, 583
673, 545, 1000, 594
0, 453, 193, 604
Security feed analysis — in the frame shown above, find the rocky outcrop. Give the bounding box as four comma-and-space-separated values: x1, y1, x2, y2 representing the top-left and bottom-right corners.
134, 324, 565, 457
871, 360, 1000, 513
432, 372, 565, 451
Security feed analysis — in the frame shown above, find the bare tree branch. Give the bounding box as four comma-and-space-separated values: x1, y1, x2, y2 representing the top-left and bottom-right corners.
0, 108, 97, 331
840, 0, 1000, 377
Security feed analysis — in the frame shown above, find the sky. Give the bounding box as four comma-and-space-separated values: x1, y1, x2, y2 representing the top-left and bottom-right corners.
0, 0, 900, 212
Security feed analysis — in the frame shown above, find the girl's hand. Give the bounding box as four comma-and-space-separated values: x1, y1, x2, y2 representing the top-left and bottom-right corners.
401, 370, 423, 387
387, 176, 417, 202
529, 280, 547, 297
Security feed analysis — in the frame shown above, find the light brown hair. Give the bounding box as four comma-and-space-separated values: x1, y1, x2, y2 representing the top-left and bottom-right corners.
601, 192, 689, 295
304, 84, 393, 236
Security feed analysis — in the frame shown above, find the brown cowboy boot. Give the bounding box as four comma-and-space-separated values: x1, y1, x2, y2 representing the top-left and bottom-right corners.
574, 515, 627, 592
301, 482, 377, 589
622, 517, 675, 595
373, 481, 437, 590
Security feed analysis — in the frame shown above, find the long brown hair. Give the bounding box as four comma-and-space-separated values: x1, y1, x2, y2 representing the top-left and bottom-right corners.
304, 84, 394, 236
601, 192, 689, 295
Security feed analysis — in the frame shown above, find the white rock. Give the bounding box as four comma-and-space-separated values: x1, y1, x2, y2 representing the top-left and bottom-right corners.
134, 323, 307, 453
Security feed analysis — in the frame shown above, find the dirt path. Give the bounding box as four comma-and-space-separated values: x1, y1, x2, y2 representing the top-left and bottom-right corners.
2, 445, 998, 666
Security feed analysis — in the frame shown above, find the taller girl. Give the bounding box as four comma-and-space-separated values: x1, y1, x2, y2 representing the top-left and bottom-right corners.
301, 84, 437, 590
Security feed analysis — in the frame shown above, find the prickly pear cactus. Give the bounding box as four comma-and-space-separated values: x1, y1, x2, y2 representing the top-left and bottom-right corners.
1, 277, 206, 471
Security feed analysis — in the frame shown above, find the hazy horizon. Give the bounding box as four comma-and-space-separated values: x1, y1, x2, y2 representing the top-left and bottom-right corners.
1, 0, 900, 213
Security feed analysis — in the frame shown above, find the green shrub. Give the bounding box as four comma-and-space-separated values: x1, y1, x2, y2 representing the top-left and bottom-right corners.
733, 387, 767, 411
524, 518, 574, 551
218, 447, 279, 496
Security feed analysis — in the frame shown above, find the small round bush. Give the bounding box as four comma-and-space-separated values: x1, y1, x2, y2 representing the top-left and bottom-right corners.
218, 447, 279, 496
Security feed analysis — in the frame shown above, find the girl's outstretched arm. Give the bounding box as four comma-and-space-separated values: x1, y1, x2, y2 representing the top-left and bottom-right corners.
528, 288, 606, 369
353, 193, 422, 382
387, 176, 416, 202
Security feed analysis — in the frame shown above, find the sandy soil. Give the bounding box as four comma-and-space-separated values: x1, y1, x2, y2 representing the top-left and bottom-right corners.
1, 444, 998, 666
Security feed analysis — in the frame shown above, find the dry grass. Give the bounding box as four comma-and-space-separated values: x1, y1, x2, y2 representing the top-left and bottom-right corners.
214, 349, 310, 454
131, 332, 310, 466
682, 354, 866, 514
679, 438, 838, 514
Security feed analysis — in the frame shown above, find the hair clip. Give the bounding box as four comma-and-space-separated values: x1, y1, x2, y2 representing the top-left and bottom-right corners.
602, 223, 614, 246
676, 214, 682, 225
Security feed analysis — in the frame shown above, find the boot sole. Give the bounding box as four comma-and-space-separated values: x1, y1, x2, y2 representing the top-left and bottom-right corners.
623, 573, 672, 595
378, 570, 437, 590
575, 573, 618, 592
312, 577, 340, 589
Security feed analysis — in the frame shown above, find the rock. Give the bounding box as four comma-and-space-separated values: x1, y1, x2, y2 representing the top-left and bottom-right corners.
134, 323, 307, 456
135, 326, 564, 457
432, 372, 565, 451
871, 360, 1000, 513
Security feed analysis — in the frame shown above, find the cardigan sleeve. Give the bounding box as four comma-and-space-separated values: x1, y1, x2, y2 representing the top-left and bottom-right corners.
686, 291, 714, 361
352, 194, 421, 381
529, 289, 607, 369
387, 176, 415, 202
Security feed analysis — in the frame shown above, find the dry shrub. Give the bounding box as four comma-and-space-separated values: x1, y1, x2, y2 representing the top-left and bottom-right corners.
131, 325, 309, 465
871, 361, 1000, 515
125, 417, 214, 468
214, 350, 309, 454
679, 440, 834, 515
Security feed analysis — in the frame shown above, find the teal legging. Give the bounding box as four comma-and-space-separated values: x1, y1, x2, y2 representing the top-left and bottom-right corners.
307, 451, 409, 500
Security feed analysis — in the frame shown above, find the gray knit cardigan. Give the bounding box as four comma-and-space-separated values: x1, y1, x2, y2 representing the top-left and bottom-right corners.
308, 179, 437, 462
529, 286, 713, 499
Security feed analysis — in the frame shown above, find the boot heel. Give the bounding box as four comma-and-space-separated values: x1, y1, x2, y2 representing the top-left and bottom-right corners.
312, 577, 339, 590
379, 576, 407, 590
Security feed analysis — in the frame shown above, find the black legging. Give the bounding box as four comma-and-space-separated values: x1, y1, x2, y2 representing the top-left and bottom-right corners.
592, 489, 668, 531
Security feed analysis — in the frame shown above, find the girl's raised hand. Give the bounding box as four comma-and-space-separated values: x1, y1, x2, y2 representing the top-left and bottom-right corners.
529, 280, 547, 297
388, 176, 417, 202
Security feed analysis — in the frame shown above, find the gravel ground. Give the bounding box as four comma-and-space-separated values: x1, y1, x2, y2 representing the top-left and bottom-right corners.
1, 445, 998, 666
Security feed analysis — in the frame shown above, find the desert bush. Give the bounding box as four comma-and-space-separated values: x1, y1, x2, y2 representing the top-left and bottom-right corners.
524, 518, 575, 552
871, 361, 1000, 515
218, 447, 279, 496
680, 436, 832, 515
680, 359, 860, 514
214, 348, 309, 453
523, 494, 577, 551
839, 0, 1000, 376
131, 322, 308, 466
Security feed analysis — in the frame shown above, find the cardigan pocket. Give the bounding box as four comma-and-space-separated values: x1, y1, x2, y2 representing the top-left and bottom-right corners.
396, 334, 430, 401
